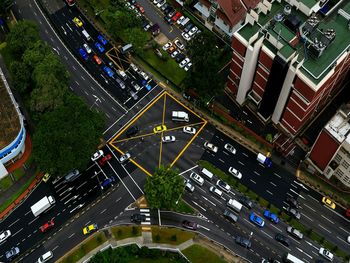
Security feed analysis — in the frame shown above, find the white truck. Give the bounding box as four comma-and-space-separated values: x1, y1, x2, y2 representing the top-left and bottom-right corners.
227, 199, 242, 213
172, 111, 189, 122
31, 196, 55, 217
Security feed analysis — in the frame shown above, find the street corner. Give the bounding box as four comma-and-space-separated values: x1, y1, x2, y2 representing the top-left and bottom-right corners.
108, 91, 207, 176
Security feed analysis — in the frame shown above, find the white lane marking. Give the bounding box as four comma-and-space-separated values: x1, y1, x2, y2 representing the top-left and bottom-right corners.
192, 201, 206, 211
250, 179, 256, 184
273, 172, 281, 178
242, 152, 248, 157
12, 228, 23, 237
254, 171, 260, 176
219, 158, 225, 163
289, 188, 305, 199
266, 190, 273, 195
202, 196, 216, 206
28, 217, 39, 225
270, 182, 277, 187
76, 181, 87, 190
115, 197, 121, 203
179, 165, 198, 175
74, 80, 80, 86
270, 224, 282, 233
141, 221, 151, 225
100, 208, 107, 214
305, 241, 319, 250
301, 213, 314, 221
9, 218, 20, 227
318, 224, 331, 233
293, 180, 309, 191
290, 183, 298, 189
68, 233, 75, 239
296, 247, 313, 259
25, 210, 31, 216
261, 230, 273, 239
52, 245, 59, 252
223, 151, 229, 156
303, 204, 316, 212
339, 227, 350, 235
336, 236, 350, 244
307, 194, 319, 203
238, 161, 245, 166
90, 85, 95, 91
81, 76, 85, 80
321, 215, 334, 224
199, 225, 210, 231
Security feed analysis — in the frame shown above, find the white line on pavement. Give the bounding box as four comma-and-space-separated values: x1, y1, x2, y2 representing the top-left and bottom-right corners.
303, 204, 316, 212
289, 188, 305, 199
100, 208, 107, 214
318, 224, 331, 233
68, 233, 75, 239
336, 236, 350, 244
202, 196, 216, 206
296, 247, 313, 259
339, 227, 350, 235
192, 201, 206, 211
261, 230, 273, 239
238, 161, 245, 166
321, 215, 334, 224
270, 224, 282, 232
199, 225, 210, 231
9, 218, 20, 227
12, 228, 23, 237
250, 179, 256, 184
273, 172, 281, 178
179, 165, 198, 175
253, 171, 260, 176
307, 194, 319, 203
301, 213, 314, 221
270, 182, 277, 187
266, 190, 273, 195
242, 153, 248, 157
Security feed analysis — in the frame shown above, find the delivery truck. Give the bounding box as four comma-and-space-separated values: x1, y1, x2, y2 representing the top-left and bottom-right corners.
31, 196, 56, 217
172, 111, 189, 122
227, 198, 242, 213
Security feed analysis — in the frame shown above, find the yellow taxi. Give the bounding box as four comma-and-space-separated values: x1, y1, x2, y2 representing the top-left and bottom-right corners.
153, 125, 167, 133
42, 173, 51, 183
82, 224, 98, 235
73, 17, 83, 27
322, 197, 336, 209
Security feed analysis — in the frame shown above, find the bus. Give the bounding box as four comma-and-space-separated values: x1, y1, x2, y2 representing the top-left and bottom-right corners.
283, 253, 304, 263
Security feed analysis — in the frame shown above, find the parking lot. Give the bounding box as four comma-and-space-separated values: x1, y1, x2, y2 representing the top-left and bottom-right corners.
109, 91, 207, 176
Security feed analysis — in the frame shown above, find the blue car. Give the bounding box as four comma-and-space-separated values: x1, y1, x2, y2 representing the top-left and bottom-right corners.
141, 79, 152, 91
97, 34, 108, 45
263, 210, 279, 224
249, 213, 265, 227
101, 177, 115, 190
103, 66, 114, 77
95, 42, 105, 53
79, 48, 88, 60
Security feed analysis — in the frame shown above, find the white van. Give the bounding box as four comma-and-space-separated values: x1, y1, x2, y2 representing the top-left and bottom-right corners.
200, 168, 213, 180
82, 30, 91, 41
37, 251, 53, 263
172, 111, 189, 122
121, 43, 133, 54
227, 199, 243, 213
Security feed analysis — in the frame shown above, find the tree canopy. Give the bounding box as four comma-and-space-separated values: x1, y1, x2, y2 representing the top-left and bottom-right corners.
144, 166, 184, 210
32, 95, 105, 176
184, 31, 225, 101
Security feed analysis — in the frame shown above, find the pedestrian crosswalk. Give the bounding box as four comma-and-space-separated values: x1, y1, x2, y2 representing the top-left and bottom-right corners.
140, 208, 151, 225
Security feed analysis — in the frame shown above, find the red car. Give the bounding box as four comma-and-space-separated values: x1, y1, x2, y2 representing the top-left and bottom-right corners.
135, 4, 145, 13
172, 12, 182, 22
346, 208, 350, 218
98, 154, 112, 166
93, 55, 102, 65
40, 219, 55, 233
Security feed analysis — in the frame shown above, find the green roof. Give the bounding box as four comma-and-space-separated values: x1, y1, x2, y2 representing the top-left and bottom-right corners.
237, 0, 350, 85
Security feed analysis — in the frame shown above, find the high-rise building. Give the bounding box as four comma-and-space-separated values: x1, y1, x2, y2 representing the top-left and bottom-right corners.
307, 103, 350, 188
227, 0, 350, 155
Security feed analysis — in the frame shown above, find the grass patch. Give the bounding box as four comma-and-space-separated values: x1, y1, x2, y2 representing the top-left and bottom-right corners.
13, 168, 25, 181
0, 176, 13, 190
182, 244, 226, 263
152, 226, 195, 245
174, 199, 196, 214
140, 49, 186, 86
0, 44, 14, 68
111, 226, 142, 240
0, 175, 36, 214
59, 232, 107, 263
128, 258, 181, 263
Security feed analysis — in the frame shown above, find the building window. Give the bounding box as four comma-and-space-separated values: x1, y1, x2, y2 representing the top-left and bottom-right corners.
342, 160, 350, 169
334, 154, 342, 163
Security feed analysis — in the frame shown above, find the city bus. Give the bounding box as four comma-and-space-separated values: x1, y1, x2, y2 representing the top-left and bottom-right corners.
283, 253, 304, 263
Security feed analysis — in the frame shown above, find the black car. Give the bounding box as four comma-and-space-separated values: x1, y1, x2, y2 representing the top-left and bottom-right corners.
175, 53, 186, 63
286, 197, 299, 208
163, 6, 173, 14
126, 126, 139, 137
161, 3, 169, 11
223, 210, 238, 223
286, 206, 301, 220
167, 9, 176, 18
5, 247, 20, 261
164, 15, 172, 24
275, 233, 290, 247
184, 23, 194, 33
235, 236, 251, 249
238, 195, 254, 209
131, 213, 146, 223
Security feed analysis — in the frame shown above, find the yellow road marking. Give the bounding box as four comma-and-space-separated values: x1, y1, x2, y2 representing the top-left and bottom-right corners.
162, 93, 167, 125
159, 135, 163, 168
169, 26, 173, 33
111, 131, 156, 144
165, 121, 205, 133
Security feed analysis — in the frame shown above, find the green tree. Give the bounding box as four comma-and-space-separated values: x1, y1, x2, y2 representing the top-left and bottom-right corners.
144, 165, 184, 209
32, 95, 105, 176
22, 40, 52, 69
121, 27, 148, 55
9, 61, 31, 94
107, 9, 141, 37
184, 31, 224, 100
6, 20, 40, 59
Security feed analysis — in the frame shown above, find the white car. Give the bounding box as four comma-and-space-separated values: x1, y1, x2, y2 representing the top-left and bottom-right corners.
0, 230, 11, 243
139, 71, 149, 81
347, 235, 350, 243
162, 136, 176, 143
153, 0, 160, 4
216, 179, 231, 193
83, 43, 92, 54
91, 150, 104, 161
171, 50, 179, 58
319, 247, 334, 261
228, 167, 242, 179
184, 62, 192, 71
130, 63, 138, 72
209, 186, 223, 198
188, 26, 198, 36
185, 180, 195, 192
162, 42, 172, 51
176, 16, 185, 25
157, 0, 166, 8
37, 251, 53, 263
174, 39, 185, 50
204, 142, 218, 153
181, 32, 191, 41
179, 58, 190, 68
189, 172, 204, 186
119, 153, 131, 163
224, 143, 236, 154
183, 126, 196, 134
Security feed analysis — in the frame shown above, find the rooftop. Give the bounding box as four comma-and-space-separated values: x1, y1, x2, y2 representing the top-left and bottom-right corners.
237, 0, 350, 85
325, 104, 350, 143
0, 73, 20, 150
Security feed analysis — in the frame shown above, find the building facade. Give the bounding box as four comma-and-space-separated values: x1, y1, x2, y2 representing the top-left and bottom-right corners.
0, 65, 26, 179
227, 0, 350, 155
307, 104, 350, 188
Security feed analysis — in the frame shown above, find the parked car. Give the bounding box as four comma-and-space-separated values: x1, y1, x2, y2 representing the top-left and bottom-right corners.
40, 219, 55, 233
157, 0, 166, 8
184, 62, 192, 71
286, 226, 303, 239
171, 50, 179, 58
175, 53, 186, 63
189, 172, 204, 186
5, 247, 20, 261
161, 3, 169, 11
182, 220, 197, 230
238, 195, 254, 209
249, 213, 265, 227
73, 17, 83, 27
177, 16, 186, 25
286, 206, 301, 220
97, 34, 108, 45
119, 153, 131, 163
95, 42, 105, 53
131, 81, 141, 91
275, 233, 290, 247
181, 32, 191, 41
188, 26, 198, 36
172, 12, 182, 22
204, 142, 218, 153
319, 247, 334, 261
83, 43, 92, 54
322, 197, 336, 209
235, 236, 251, 249
224, 209, 238, 223
79, 48, 88, 61
263, 210, 279, 224
184, 23, 194, 33
167, 46, 176, 54
83, 224, 98, 235
167, 9, 176, 18
183, 126, 196, 134
126, 126, 139, 137
209, 186, 223, 198
103, 66, 114, 77
162, 135, 176, 143
286, 197, 299, 208
37, 251, 53, 263
116, 78, 126, 89
162, 42, 172, 51
135, 4, 144, 13
91, 150, 104, 161
42, 173, 51, 183
185, 180, 195, 192
216, 179, 231, 193
174, 39, 185, 50
228, 167, 242, 179
98, 154, 112, 166
153, 125, 167, 133
93, 54, 102, 65
224, 143, 236, 154
179, 57, 190, 68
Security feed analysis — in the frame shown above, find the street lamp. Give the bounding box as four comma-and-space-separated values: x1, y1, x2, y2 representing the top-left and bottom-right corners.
90, 94, 101, 110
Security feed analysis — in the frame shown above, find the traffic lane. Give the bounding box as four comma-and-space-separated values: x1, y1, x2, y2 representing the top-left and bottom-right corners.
136, 0, 182, 41
16, 0, 127, 120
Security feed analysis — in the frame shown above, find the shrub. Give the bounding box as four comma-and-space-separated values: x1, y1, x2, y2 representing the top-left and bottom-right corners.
170, 234, 177, 241
117, 229, 122, 237
155, 234, 160, 242
132, 226, 138, 236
